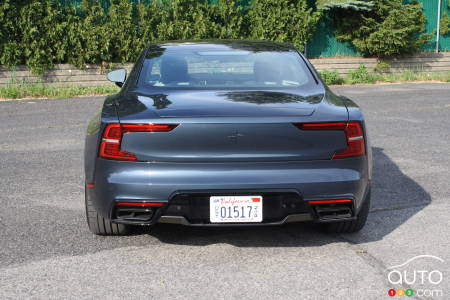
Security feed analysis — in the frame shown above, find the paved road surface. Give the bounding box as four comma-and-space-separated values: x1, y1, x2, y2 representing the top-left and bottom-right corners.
0, 83, 449, 299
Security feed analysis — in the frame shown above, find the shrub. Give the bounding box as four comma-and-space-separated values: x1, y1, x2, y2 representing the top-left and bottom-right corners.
0, 0, 24, 67
440, 12, 450, 36
374, 61, 390, 73
347, 65, 378, 84
68, 0, 111, 68
209, 0, 246, 39
135, 1, 166, 51
155, 0, 217, 41
248, 0, 321, 52
334, 0, 431, 57
19, 0, 70, 74
107, 0, 138, 63
0, 0, 434, 74
0, 0, 321, 74
319, 70, 345, 85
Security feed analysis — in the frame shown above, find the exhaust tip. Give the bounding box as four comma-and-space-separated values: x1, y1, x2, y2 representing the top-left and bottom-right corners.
308, 199, 353, 221
113, 202, 166, 223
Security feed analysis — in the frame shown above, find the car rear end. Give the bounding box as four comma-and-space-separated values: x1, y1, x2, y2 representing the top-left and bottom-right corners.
84, 41, 371, 235
86, 108, 370, 228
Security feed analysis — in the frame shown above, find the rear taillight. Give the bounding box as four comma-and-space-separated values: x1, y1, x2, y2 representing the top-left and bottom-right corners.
294, 121, 365, 159
99, 123, 178, 161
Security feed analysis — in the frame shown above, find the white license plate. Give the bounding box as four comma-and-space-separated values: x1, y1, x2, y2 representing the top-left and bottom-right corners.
209, 195, 263, 223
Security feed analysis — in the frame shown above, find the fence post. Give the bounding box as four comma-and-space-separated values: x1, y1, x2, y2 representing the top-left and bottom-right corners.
436, 0, 442, 52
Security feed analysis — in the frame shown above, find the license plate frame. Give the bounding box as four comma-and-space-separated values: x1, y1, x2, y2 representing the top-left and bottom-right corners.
209, 195, 263, 223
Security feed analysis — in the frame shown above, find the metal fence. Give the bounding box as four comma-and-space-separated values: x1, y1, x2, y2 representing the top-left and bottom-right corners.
421, 0, 450, 52
306, 14, 357, 58
57, 0, 450, 58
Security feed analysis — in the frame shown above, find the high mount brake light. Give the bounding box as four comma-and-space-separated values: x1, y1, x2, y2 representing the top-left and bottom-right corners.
294, 122, 365, 159
99, 123, 178, 161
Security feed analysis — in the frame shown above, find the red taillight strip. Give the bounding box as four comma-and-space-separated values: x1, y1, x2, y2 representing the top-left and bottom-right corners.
294, 121, 365, 159
121, 124, 178, 133
295, 122, 347, 130
99, 123, 178, 161
86, 183, 95, 188
116, 202, 165, 207
308, 199, 353, 205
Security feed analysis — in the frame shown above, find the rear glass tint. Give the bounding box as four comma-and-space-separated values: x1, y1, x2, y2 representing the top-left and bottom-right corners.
139, 50, 314, 89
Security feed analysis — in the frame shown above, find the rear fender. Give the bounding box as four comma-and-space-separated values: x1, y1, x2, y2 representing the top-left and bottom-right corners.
84, 96, 120, 184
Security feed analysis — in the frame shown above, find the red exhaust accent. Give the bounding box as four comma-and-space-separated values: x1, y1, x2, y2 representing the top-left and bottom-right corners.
86, 183, 95, 188
308, 199, 352, 205
116, 202, 165, 207
99, 123, 178, 161
294, 121, 365, 159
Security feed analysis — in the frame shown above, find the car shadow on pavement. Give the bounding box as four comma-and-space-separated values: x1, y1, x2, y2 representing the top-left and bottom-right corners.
147, 147, 431, 247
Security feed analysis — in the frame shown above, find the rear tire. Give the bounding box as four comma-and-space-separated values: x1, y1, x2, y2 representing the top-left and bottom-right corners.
85, 188, 131, 236
321, 190, 370, 233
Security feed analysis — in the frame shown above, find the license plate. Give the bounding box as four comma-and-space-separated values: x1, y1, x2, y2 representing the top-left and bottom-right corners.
210, 195, 263, 223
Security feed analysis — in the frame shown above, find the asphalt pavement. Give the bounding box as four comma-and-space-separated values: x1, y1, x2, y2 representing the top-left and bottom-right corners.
0, 83, 449, 299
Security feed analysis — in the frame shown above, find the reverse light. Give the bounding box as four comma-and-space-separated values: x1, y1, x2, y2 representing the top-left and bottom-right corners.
294, 121, 365, 159
99, 123, 178, 161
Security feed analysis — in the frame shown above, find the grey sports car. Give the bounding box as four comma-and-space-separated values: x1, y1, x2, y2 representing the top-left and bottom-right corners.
84, 40, 372, 236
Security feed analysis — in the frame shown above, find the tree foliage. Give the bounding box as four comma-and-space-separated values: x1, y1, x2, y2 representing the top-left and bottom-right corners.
0, 0, 257, 74
0, 0, 23, 68
248, 0, 321, 51
19, 0, 70, 74
74, 0, 111, 65
334, 0, 431, 57
0, 0, 433, 74
440, 12, 450, 36
316, 0, 374, 11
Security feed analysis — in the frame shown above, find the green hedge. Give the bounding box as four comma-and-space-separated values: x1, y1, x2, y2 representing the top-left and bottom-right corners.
0, 0, 431, 74
0, 0, 321, 74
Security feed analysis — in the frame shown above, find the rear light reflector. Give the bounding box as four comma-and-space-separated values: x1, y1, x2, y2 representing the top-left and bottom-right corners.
86, 183, 95, 188
116, 202, 165, 207
294, 121, 365, 159
99, 123, 178, 161
308, 199, 352, 205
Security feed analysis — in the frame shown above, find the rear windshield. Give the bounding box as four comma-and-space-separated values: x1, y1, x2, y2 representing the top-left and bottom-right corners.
138, 49, 314, 89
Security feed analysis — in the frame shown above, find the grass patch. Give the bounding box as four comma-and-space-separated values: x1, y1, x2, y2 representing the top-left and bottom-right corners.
380, 70, 450, 83
0, 84, 120, 100
320, 66, 450, 85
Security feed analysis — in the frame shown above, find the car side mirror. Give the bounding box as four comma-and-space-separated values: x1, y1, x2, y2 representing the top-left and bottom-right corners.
107, 69, 126, 87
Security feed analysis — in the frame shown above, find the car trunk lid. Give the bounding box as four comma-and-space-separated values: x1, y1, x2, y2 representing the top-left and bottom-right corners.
118, 90, 349, 162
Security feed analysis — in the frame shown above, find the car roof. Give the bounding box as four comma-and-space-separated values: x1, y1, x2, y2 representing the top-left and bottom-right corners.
146, 40, 297, 55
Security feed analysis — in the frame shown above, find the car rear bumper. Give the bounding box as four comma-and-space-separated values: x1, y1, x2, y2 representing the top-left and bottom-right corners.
86, 157, 370, 226
158, 214, 314, 227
